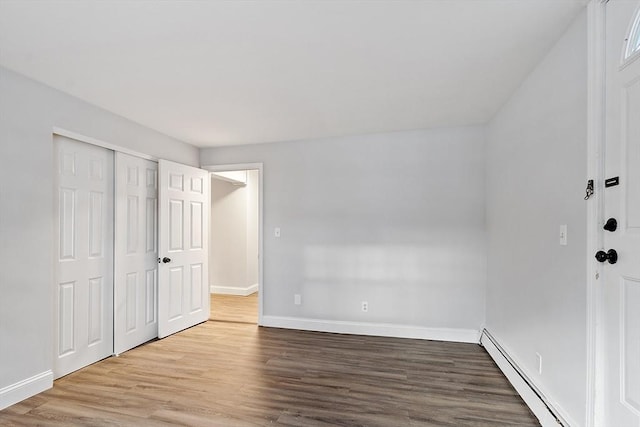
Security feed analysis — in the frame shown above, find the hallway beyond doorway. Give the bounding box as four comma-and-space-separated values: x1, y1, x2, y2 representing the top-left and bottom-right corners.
210, 293, 258, 324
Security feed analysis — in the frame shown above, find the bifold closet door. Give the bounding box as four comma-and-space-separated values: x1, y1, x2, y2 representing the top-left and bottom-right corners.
53, 136, 114, 379
114, 153, 159, 354
158, 160, 209, 338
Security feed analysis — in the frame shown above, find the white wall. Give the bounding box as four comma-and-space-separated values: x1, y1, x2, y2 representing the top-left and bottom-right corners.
201, 126, 486, 339
485, 11, 587, 427
209, 170, 259, 294
210, 177, 249, 289
0, 66, 198, 405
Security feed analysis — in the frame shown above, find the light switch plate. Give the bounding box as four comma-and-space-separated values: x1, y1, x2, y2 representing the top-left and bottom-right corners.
274, 227, 281, 238
559, 225, 567, 246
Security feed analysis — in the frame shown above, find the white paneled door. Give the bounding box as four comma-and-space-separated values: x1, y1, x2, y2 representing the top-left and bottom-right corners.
53, 136, 114, 378
158, 160, 209, 338
602, 1, 640, 424
114, 153, 159, 354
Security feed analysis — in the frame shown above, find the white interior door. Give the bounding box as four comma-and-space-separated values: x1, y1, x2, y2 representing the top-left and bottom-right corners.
158, 160, 209, 338
114, 153, 158, 354
53, 136, 114, 378
602, 1, 640, 424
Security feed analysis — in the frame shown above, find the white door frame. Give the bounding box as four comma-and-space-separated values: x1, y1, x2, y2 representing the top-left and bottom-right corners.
585, 2, 606, 426
53, 127, 158, 162
586, 1, 607, 425
202, 163, 264, 325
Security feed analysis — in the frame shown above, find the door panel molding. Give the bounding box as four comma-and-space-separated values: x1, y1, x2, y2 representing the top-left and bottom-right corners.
158, 160, 210, 338
595, 1, 640, 425
53, 135, 114, 379
621, 276, 640, 416
114, 152, 159, 355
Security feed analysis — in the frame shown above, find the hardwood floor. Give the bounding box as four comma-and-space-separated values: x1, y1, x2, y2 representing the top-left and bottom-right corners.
210, 293, 258, 324
1, 298, 539, 426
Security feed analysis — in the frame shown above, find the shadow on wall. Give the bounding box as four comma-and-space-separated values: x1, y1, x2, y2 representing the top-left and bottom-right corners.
300, 240, 484, 326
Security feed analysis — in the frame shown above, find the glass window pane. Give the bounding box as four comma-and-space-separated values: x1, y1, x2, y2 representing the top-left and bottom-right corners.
627, 12, 640, 60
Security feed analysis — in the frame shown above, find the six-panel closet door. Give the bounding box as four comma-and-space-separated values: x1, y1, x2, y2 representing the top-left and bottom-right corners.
157, 159, 210, 338
54, 137, 208, 376
114, 153, 159, 354
53, 136, 114, 379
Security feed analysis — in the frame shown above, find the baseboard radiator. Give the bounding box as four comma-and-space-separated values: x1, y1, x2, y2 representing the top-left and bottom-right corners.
480, 329, 567, 427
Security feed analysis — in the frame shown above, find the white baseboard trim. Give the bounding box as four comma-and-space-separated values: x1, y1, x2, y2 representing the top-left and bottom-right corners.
261, 315, 480, 343
210, 283, 258, 296
480, 330, 566, 427
0, 370, 53, 410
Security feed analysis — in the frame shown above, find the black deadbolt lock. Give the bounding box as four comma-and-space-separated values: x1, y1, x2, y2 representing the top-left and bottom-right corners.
595, 249, 618, 264
603, 218, 617, 232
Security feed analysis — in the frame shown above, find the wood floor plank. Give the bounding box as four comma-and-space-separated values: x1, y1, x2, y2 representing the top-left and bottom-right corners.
1, 296, 539, 426
210, 293, 258, 324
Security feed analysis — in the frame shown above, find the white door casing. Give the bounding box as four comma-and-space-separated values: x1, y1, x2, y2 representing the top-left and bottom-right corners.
114, 153, 159, 354
202, 162, 264, 325
158, 160, 210, 338
53, 136, 114, 378
602, 1, 640, 425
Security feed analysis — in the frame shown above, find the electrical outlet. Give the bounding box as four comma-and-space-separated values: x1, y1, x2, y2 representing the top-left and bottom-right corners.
294, 294, 301, 305
361, 301, 368, 312
536, 352, 542, 375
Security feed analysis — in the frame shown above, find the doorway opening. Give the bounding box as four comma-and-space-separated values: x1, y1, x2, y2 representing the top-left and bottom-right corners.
208, 168, 261, 324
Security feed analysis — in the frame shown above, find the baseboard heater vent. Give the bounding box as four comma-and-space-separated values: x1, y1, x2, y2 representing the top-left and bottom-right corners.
480, 329, 567, 427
